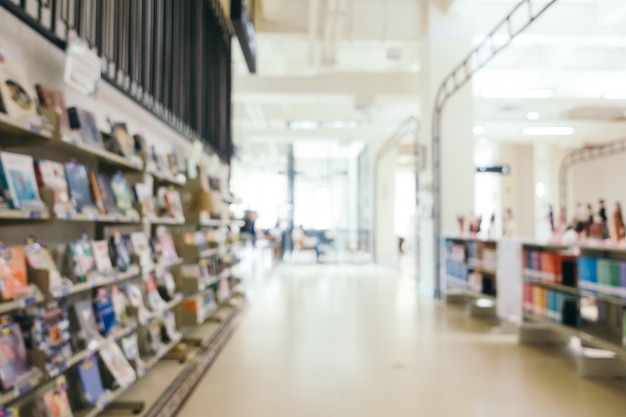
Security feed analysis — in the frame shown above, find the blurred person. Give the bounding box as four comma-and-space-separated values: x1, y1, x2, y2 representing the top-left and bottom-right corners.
241, 211, 257, 246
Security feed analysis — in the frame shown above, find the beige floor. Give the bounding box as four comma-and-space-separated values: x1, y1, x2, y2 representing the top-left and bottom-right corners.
179, 257, 626, 417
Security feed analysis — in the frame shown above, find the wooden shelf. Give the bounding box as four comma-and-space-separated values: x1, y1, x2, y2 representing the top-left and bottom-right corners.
147, 169, 186, 187
0, 368, 44, 406
524, 278, 579, 295
143, 294, 183, 324
146, 215, 185, 225
0, 112, 53, 141
0, 207, 50, 222
0, 292, 45, 315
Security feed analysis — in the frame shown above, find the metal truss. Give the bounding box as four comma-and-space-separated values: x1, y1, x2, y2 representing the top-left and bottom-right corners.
431, 0, 559, 298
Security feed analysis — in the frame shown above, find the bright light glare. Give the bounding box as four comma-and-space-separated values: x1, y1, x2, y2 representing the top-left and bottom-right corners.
522, 126, 575, 136
527, 111, 541, 120
473, 125, 486, 135
288, 120, 319, 130
481, 88, 554, 99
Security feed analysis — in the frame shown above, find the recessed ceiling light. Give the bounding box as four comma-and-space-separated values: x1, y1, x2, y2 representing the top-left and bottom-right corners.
522, 126, 575, 136
527, 111, 541, 120
473, 126, 485, 135
481, 88, 554, 99
603, 91, 626, 100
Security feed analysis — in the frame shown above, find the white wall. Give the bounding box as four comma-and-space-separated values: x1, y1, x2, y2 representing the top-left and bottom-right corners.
0, 10, 193, 155
374, 148, 398, 266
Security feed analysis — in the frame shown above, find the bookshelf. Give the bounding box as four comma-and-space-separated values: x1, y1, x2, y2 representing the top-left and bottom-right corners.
0, 102, 245, 415
520, 241, 626, 377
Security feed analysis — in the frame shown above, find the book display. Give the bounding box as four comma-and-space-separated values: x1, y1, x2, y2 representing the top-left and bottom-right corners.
0, 48, 243, 417
444, 237, 498, 298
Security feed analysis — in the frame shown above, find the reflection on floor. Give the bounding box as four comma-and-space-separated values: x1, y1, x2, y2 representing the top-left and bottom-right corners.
179, 254, 626, 417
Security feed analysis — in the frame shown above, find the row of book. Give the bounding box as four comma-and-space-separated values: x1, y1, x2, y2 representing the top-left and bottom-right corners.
522, 249, 577, 285
523, 283, 579, 326
468, 272, 497, 297
1, 53, 185, 180
445, 240, 465, 263
466, 241, 497, 272
578, 256, 626, 298
0, 150, 185, 222
445, 259, 468, 287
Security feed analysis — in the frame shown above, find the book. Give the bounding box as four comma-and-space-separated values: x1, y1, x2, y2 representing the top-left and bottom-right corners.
67, 107, 103, 148
163, 189, 183, 218
72, 299, 102, 349
146, 321, 163, 355
98, 342, 136, 388
130, 232, 153, 269
0, 321, 31, 391
158, 269, 177, 302
67, 240, 95, 283
125, 282, 148, 323
39, 376, 73, 417
64, 162, 95, 213
93, 288, 116, 337
157, 233, 178, 262
108, 230, 131, 272
120, 334, 145, 374
25, 244, 64, 293
35, 84, 70, 132
35, 160, 71, 209
92, 240, 113, 275
0, 245, 28, 300
161, 311, 179, 342
110, 285, 129, 327
110, 172, 133, 214
77, 357, 104, 407
0, 56, 38, 120
110, 123, 135, 158
0, 152, 41, 210
90, 172, 117, 214
133, 182, 154, 217
144, 272, 166, 311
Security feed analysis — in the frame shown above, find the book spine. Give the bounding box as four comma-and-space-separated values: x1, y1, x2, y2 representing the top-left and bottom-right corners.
0, 156, 17, 209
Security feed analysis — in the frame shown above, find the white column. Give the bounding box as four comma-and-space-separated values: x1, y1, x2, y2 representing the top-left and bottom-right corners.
375, 148, 399, 266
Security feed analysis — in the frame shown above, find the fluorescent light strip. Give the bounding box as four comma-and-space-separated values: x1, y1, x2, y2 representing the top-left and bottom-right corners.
481, 88, 554, 99
527, 112, 541, 120
522, 126, 575, 136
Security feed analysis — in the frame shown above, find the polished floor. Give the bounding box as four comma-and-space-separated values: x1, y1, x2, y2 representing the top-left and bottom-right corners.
180, 253, 626, 417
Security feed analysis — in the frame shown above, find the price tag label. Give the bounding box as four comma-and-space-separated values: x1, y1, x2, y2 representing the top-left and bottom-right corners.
27, 124, 42, 133
28, 211, 42, 219
13, 383, 31, 397
19, 297, 37, 308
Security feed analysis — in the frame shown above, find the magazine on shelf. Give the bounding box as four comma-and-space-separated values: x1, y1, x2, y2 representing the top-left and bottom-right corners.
161, 310, 180, 343
76, 356, 104, 407
125, 282, 149, 323
0, 151, 43, 210
35, 84, 70, 132
93, 288, 116, 337
90, 172, 117, 214
158, 269, 177, 302
110, 172, 133, 214
92, 240, 113, 275
35, 160, 71, 211
130, 232, 153, 270
0, 321, 32, 391
0, 244, 28, 300
98, 342, 136, 388
66, 240, 96, 283
64, 162, 95, 213
108, 230, 131, 272
144, 272, 167, 311
67, 107, 103, 148
0, 56, 38, 120
157, 233, 178, 262
72, 299, 102, 350
111, 285, 130, 327
163, 189, 184, 219
133, 182, 154, 217
146, 321, 163, 356
120, 333, 146, 375
109, 122, 135, 158
39, 376, 74, 417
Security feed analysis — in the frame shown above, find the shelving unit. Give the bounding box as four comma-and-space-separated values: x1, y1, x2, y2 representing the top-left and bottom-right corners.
520, 241, 626, 377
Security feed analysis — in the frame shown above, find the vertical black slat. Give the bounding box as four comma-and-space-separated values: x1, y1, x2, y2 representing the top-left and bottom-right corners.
127, 0, 134, 89
163, 0, 172, 115
73, 0, 81, 37
173, 0, 181, 122
20, 0, 26, 9
50, 0, 57, 34
113, 0, 122, 80
150, 0, 160, 104
37, 0, 43, 22
141, 0, 149, 98
226, 42, 232, 161
95, 0, 103, 61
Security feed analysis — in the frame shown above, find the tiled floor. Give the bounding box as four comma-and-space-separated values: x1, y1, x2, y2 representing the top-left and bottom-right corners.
179, 256, 626, 417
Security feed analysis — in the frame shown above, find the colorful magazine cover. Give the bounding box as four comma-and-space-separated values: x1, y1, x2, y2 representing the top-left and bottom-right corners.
109, 230, 131, 272
0, 152, 41, 210
39, 376, 73, 417
125, 282, 148, 323
72, 299, 102, 348
0, 57, 38, 120
110, 123, 135, 158
0, 321, 31, 391
91, 172, 117, 214
67, 107, 103, 148
110, 172, 133, 214
157, 233, 178, 262
144, 272, 166, 311
133, 182, 154, 217
111, 285, 130, 327
35, 160, 71, 208
130, 232, 153, 269
35, 84, 70, 132
93, 288, 116, 337
92, 240, 113, 275
98, 342, 136, 388
64, 162, 94, 213
0, 244, 28, 300
77, 356, 104, 407
67, 240, 95, 283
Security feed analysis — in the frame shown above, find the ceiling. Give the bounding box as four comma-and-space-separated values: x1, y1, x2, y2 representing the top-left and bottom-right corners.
231, 0, 626, 167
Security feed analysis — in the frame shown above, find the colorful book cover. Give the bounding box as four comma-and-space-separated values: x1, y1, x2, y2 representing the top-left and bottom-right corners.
0, 152, 41, 209
98, 342, 136, 388
110, 172, 133, 214
133, 182, 154, 216
125, 282, 148, 322
94, 288, 116, 337
0, 322, 31, 391
161, 311, 179, 342
35, 160, 70, 207
67, 107, 103, 148
157, 233, 178, 262
92, 173, 117, 214
77, 357, 104, 406
109, 230, 131, 272
111, 123, 135, 158
35, 84, 70, 132
130, 232, 153, 269
67, 241, 95, 283
72, 299, 102, 347
144, 272, 166, 311
92, 240, 113, 275
120, 334, 140, 363
0, 245, 28, 300
146, 321, 163, 354
164, 190, 183, 218
0, 57, 38, 120
111, 285, 129, 327
39, 376, 73, 417
64, 162, 95, 213
158, 269, 177, 301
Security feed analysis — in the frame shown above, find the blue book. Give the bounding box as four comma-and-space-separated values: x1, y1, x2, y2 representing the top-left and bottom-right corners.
68, 107, 104, 148
94, 288, 116, 337
0, 151, 41, 209
65, 162, 94, 212
77, 356, 104, 406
